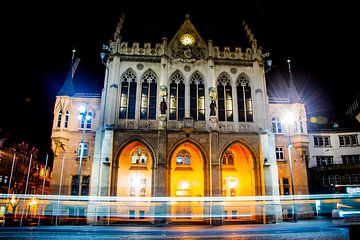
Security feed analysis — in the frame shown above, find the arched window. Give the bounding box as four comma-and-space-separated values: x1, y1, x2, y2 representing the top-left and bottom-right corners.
131, 148, 147, 165
80, 112, 92, 129
299, 117, 304, 133
140, 70, 157, 120
222, 150, 234, 165
217, 73, 233, 121
236, 73, 253, 122
176, 149, 191, 165
56, 110, 62, 128
190, 72, 205, 121
64, 111, 70, 128
169, 71, 185, 120
272, 117, 282, 133
119, 69, 137, 119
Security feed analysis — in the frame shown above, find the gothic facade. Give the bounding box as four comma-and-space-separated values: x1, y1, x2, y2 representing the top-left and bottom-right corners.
50, 15, 311, 223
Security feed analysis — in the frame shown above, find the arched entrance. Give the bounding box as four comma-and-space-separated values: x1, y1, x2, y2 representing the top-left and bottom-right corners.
116, 141, 153, 221
221, 142, 256, 222
169, 142, 205, 221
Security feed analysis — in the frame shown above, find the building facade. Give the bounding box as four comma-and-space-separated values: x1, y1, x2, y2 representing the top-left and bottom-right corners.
50, 16, 311, 223
308, 127, 360, 194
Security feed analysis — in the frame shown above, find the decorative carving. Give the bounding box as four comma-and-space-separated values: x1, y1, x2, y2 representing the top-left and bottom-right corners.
230, 67, 237, 74
160, 97, 167, 114
210, 100, 217, 116
184, 65, 191, 72
136, 63, 144, 70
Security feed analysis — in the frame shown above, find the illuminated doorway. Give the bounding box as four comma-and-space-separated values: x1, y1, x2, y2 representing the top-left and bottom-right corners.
170, 142, 205, 221
116, 141, 153, 221
221, 142, 256, 221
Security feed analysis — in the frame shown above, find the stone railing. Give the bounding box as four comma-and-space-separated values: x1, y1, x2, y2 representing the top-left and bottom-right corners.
213, 46, 254, 60
118, 42, 163, 56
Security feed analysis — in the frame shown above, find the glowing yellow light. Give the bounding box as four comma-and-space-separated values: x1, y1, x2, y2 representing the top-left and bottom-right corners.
179, 181, 190, 190
283, 111, 296, 124
11, 195, 16, 205
30, 198, 37, 205
180, 34, 195, 46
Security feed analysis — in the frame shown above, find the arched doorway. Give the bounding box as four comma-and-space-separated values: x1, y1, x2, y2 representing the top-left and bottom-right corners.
221, 142, 256, 222
169, 142, 205, 221
116, 141, 153, 221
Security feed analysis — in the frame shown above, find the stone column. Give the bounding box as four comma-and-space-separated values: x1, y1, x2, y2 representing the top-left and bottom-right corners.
154, 130, 167, 224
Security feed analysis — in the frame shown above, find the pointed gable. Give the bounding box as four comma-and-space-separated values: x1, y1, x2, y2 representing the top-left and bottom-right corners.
168, 14, 208, 61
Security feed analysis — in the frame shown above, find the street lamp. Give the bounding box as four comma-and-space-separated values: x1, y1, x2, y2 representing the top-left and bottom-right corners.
78, 106, 92, 195
282, 111, 298, 222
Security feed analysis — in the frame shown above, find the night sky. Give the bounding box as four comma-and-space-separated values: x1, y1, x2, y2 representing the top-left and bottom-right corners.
1, 1, 359, 159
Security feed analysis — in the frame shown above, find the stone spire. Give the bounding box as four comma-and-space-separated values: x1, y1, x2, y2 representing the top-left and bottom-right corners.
287, 58, 302, 103
114, 14, 125, 41
241, 20, 257, 50
57, 48, 80, 97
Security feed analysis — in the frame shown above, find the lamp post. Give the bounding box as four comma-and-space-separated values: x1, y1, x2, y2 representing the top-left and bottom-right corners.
78, 106, 92, 196
283, 111, 298, 222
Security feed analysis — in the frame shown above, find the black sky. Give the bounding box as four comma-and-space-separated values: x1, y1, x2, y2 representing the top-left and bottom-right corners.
1, 0, 359, 157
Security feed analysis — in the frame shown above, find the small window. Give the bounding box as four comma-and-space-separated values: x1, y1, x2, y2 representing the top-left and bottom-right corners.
275, 147, 284, 160
56, 110, 62, 128
231, 210, 237, 219
64, 111, 70, 128
222, 150, 235, 165
129, 210, 135, 219
78, 143, 88, 158
139, 210, 145, 219
272, 117, 282, 133
339, 135, 358, 146
313, 136, 331, 147
176, 149, 191, 165
131, 148, 147, 165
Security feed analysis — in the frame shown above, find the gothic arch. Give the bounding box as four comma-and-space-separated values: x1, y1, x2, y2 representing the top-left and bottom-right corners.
168, 138, 208, 167
140, 69, 158, 83
120, 68, 137, 82
236, 72, 251, 86
169, 70, 185, 84
217, 71, 233, 85
189, 71, 205, 84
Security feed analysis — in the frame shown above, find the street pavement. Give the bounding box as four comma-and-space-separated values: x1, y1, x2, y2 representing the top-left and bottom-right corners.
0, 217, 353, 239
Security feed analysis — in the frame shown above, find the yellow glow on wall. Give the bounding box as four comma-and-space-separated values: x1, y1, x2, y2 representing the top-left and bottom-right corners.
170, 142, 204, 221
222, 143, 256, 221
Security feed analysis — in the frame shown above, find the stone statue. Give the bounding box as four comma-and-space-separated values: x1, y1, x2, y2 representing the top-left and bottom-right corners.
160, 97, 167, 114
210, 100, 216, 116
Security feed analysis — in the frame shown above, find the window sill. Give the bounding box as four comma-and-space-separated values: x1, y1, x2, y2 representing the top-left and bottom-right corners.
174, 166, 193, 171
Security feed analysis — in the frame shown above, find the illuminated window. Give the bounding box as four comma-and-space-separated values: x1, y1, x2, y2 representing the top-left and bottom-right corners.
316, 156, 333, 166
131, 148, 147, 165
299, 117, 304, 133
140, 70, 157, 120
236, 73, 253, 122
176, 149, 191, 165
283, 178, 290, 195
190, 72, 205, 121
271, 117, 282, 133
222, 150, 234, 165
56, 110, 62, 128
129, 210, 135, 219
64, 111, 70, 128
80, 112, 92, 129
119, 69, 137, 119
77, 143, 88, 158
169, 71, 185, 120
217, 73, 233, 121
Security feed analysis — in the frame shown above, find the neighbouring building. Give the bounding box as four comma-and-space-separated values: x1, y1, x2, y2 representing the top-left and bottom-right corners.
0, 143, 51, 195
308, 126, 360, 194
50, 15, 311, 224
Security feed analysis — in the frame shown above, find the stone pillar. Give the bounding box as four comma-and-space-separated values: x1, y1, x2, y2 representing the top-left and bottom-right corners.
154, 130, 167, 224
210, 131, 223, 225
261, 131, 283, 223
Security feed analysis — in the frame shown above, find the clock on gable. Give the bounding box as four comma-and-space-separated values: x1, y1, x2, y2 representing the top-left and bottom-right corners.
180, 33, 195, 47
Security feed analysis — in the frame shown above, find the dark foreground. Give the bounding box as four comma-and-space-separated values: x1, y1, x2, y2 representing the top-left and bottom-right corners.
0, 218, 357, 239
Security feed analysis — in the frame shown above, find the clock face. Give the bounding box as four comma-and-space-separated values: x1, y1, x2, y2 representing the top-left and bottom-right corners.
180, 33, 195, 46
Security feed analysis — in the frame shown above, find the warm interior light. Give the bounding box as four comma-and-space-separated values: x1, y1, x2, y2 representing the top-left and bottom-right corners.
11, 195, 16, 205
30, 198, 37, 205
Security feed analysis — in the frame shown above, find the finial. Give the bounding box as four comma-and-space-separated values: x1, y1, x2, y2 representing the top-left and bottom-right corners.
114, 14, 126, 40
287, 58, 291, 71
185, 14, 190, 20
71, 47, 76, 64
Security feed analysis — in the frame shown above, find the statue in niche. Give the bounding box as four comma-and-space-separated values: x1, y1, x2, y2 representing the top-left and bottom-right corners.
160, 97, 167, 114
210, 100, 217, 116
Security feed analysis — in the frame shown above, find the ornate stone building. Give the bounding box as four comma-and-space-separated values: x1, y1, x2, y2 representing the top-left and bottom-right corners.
50, 15, 311, 223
